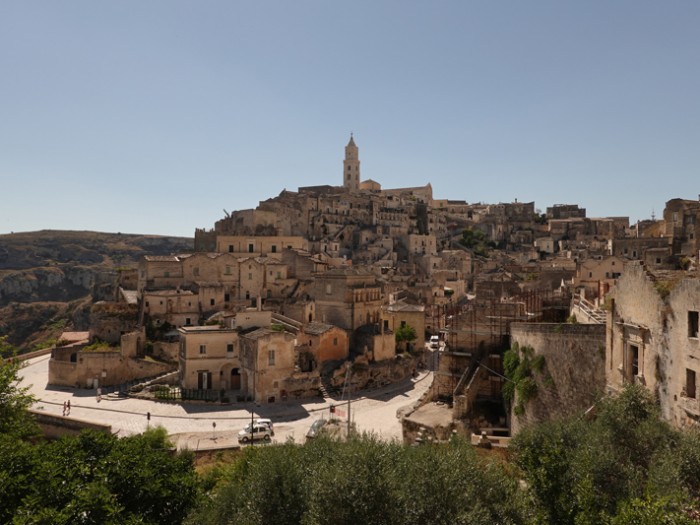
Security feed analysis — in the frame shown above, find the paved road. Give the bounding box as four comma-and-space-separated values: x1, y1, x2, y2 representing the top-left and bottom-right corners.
19, 355, 432, 450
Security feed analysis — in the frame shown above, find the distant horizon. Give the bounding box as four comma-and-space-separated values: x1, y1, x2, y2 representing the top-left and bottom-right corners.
3, 2, 698, 237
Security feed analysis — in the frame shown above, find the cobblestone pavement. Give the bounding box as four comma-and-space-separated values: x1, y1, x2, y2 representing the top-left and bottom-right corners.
20, 355, 432, 450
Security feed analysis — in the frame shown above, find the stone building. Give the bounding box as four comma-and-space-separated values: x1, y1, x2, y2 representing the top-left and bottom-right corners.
407, 234, 437, 258
610, 237, 670, 262
143, 289, 199, 327
178, 325, 241, 391
664, 197, 700, 256
214, 235, 308, 258
138, 255, 184, 292
382, 301, 426, 350
573, 255, 624, 303
312, 267, 383, 333
49, 329, 171, 388
546, 204, 586, 219
296, 322, 349, 364
240, 328, 297, 403
606, 263, 700, 429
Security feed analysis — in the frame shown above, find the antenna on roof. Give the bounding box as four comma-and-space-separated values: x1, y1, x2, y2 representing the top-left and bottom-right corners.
223, 209, 230, 219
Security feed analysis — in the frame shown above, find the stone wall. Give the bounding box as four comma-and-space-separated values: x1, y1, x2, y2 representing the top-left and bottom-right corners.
510, 322, 606, 434
31, 410, 112, 439
49, 351, 174, 388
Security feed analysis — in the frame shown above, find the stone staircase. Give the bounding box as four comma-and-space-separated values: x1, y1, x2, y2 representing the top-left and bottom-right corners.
571, 295, 606, 325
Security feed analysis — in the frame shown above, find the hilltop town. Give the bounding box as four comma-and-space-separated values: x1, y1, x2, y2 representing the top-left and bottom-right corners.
38, 135, 700, 439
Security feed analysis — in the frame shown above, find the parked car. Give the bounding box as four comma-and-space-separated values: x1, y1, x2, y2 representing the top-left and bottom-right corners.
305, 418, 329, 440
238, 423, 272, 443
255, 418, 274, 436
429, 335, 440, 349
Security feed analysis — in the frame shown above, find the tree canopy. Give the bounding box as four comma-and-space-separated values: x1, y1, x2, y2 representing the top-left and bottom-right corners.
3, 338, 700, 525
511, 383, 700, 525
0, 337, 38, 439
189, 434, 526, 525
0, 343, 200, 525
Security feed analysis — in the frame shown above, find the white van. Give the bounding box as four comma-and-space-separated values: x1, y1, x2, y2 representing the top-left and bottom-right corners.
429, 335, 440, 349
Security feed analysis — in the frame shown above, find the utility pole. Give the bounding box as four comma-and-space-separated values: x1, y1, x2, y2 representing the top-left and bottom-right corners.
341, 367, 353, 438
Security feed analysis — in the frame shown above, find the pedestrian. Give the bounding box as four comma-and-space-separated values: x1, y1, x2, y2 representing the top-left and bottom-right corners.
62, 401, 67, 416
66, 400, 71, 415
96, 387, 102, 403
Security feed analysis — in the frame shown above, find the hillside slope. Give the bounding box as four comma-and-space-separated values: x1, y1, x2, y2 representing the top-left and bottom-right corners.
0, 230, 192, 350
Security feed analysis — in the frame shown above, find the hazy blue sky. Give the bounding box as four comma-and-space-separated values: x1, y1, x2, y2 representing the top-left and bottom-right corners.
2, 1, 699, 237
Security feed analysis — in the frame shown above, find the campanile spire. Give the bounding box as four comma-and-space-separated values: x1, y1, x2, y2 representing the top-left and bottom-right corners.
343, 134, 360, 192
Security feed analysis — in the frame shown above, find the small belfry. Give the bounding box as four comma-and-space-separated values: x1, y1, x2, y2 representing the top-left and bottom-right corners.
343, 133, 360, 192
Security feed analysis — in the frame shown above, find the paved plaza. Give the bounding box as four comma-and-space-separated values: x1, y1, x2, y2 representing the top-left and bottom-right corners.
20, 355, 432, 450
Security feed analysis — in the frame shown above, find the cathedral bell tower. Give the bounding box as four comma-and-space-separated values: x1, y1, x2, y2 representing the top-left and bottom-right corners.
343, 134, 360, 192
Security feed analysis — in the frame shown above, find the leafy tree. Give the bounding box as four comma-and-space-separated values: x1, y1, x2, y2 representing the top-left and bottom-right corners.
610, 497, 694, 525
511, 383, 695, 525
2, 427, 200, 525
394, 324, 417, 352
0, 338, 38, 438
459, 229, 495, 257
190, 434, 527, 525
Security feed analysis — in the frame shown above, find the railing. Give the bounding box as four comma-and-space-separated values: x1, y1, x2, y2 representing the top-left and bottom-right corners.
452, 344, 489, 398
151, 387, 244, 402
572, 295, 606, 324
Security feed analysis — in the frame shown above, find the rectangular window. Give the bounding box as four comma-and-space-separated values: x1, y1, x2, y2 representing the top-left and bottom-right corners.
689, 311, 699, 338
248, 243, 254, 253
333, 337, 338, 346
225, 265, 231, 275
185, 317, 191, 325
326, 284, 332, 295
199, 345, 206, 355
193, 267, 199, 276
227, 343, 234, 353
224, 293, 230, 302
630, 344, 639, 377
268, 350, 275, 366
271, 245, 277, 253
248, 273, 253, 280
687, 369, 697, 399
228, 245, 233, 253
210, 298, 215, 306
164, 271, 170, 277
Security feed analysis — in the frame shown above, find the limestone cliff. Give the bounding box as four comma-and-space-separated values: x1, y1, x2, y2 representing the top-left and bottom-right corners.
0, 230, 192, 350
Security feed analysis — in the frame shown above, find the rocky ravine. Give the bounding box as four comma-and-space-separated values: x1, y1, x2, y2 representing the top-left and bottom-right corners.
0, 230, 192, 350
